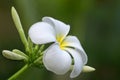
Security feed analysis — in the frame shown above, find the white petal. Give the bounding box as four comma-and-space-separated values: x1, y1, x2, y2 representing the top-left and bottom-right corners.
42, 17, 70, 42
64, 48, 83, 78
43, 43, 72, 75
29, 22, 56, 44
63, 36, 88, 64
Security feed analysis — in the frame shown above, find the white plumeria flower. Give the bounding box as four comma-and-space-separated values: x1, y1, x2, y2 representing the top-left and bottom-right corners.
29, 17, 88, 78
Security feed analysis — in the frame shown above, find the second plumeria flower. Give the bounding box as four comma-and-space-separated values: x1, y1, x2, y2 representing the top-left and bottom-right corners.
29, 17, 88, 78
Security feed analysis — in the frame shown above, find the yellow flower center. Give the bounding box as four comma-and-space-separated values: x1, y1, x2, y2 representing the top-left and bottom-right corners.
56, 35, 68, 50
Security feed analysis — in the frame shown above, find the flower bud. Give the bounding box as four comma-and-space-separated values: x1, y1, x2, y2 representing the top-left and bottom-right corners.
82, 66, 95, 72
12, 49, 28, 58
2, 50, 26, 60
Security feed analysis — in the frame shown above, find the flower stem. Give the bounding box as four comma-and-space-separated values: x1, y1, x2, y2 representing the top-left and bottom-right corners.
8, 64, 29, 80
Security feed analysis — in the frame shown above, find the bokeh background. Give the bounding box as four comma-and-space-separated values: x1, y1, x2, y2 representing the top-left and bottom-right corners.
0, 0, 120, 80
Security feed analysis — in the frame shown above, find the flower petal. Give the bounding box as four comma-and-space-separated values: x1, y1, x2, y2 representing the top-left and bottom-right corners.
43, 43, 72, 75
42, 17, 70, 42
64, 48, 83, 78
29, 22, 56, 44
63, 36, 88, 64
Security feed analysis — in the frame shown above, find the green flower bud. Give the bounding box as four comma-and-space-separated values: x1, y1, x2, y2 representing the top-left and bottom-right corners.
2, 50, 27, 60
12, 49, 28, 59
11, 7, 28, 50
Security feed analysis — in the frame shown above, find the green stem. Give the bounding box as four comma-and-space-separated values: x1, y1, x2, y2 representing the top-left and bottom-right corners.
34, 56, 42, 64
8, 64, 29, 80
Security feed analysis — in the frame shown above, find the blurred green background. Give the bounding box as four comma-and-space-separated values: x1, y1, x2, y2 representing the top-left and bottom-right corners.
0, 0, 120, 80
